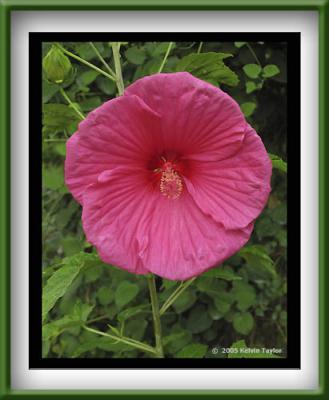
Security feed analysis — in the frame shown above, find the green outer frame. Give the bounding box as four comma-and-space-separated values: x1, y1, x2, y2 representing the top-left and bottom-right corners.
0, 0, 326, 398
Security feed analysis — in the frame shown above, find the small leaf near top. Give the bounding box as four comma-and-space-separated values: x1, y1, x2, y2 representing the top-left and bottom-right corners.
176, 52, 239, 87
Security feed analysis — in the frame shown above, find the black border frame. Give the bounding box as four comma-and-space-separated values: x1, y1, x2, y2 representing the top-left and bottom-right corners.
29, 32, 301, 369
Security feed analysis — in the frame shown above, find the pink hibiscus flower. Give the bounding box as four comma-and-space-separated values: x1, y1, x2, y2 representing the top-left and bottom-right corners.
65, 72, 272, 281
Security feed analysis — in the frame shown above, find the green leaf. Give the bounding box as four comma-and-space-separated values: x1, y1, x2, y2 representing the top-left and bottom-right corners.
269, 153, 287, 173
42, 80, 59, 103
245, 81, 257, 94
163, 330, 193, 354
42, 253, 101, 322
43, 165, 65, 191
54, 143, 66, 157
231, 281, 256, 311
239, 245, 277, 279
125, 47, 146, 65
175, 344, 208, 358
115, 281, 140, 309
234, 42, 246, 48
97, 286, 114, 306
79, 96, 102, 111
96, 76, 116, 95
117, 304, 150, 322
172, 289, 197, 314
75, 42, 105, 61
213, 297, 231, 314
77, 70, 99, 87
202, 266, 242, 281
186, 305, 213, 334
262, 64, 280, 78
43, 302, 94, 341
125, 319, 148, 341
176, 52, 239, 87
241, 102, 256, 117
62, 236, 83, 256
243, 63, 262, 79
84, 264, 103, 283
232, 312, 254, 335
144, 42, 175, 58
43, 103, 79, 133
271, 203, 287, 225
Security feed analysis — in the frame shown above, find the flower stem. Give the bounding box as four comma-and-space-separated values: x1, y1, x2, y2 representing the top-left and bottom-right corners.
197, 42, 203, 54
89, 42, 117, 78
55, 43, 117, 83
83, 325, 157, 355
111, 42, 125, 96
44, 138, 67, 142
147, 275, 164, 358
59, 87, 85, 120
246, 43, 262, 67
158, 42, 174, 73
160, 277, 196, 316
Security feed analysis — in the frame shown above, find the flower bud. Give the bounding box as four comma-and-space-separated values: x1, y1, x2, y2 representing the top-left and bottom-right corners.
42, 45, 72, 84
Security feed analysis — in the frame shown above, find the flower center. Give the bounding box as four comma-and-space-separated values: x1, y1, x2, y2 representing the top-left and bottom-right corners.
154, 156, 183, 200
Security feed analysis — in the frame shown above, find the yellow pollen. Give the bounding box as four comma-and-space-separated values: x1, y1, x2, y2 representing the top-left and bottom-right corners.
160, 168, 183, 200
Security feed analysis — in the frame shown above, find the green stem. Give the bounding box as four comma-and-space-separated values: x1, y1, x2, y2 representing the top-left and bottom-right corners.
89, 42, 116, 78
44, 139, 67, 142
160, 278, 196, 316
59, 87, 85, 120
158, 42, 174, 73
147, 275, 164, 358
246, 43, 262, 67
111, 42, 125, 96
197, 42, 203, 54
56, 43, 117, 83
83, 325, 157, 355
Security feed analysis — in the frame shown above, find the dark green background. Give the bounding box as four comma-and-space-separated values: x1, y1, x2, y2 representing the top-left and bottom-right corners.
1, 0, 328, 399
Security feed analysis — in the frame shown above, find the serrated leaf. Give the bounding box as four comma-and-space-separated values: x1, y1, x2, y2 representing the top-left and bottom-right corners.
262, 64, 280, 78
115, 281, 139, 309
269, 153, 287, 173
243, 63, 262, 79
42, 253, 102, 322
176, 52, 239, 87
175, 344, 208, 358
232, 312, 254, 335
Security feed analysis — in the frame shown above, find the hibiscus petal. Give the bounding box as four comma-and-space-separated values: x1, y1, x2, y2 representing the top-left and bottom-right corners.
82, 166, 254, 280
140, 193, 254, 280
125, 72, 247, 161
82, 166, 151, 275
65, 95, 161, 204
184, 125, 272, 230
